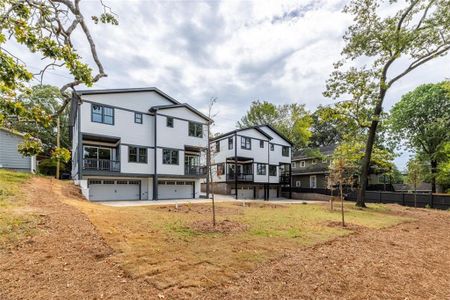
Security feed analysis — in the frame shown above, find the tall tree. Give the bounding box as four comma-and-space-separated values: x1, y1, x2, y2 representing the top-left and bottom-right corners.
309, 105, 343, 147
390, 82, 450, 192
237, 100, 312, 149
324, 0, 450, 207
0, 0, 118, 155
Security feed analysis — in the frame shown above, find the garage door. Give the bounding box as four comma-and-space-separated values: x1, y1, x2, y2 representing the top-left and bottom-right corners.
88, 179, 140, 201
158, 181, 193, 199
269, 188, 278, 199
232, 187, 254, 199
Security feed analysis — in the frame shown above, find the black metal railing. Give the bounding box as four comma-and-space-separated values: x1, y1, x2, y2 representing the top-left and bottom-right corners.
83, 158, 120, 172
185, 165, 207, 176
226, 173, 253, 181
279, 174, 291, 184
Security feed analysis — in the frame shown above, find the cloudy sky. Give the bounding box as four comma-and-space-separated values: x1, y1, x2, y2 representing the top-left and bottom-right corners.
12, 0, 450, 170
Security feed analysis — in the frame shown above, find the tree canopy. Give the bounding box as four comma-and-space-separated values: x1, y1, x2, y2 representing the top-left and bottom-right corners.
390, 81, 450, 192
324, 0, 450, 206
237, 100, 312, 149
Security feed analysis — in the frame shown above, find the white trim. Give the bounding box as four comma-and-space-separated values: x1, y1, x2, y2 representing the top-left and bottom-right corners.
309, 175, 317, 188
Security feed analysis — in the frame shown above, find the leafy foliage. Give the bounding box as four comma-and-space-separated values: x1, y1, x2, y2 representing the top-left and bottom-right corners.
309, 106, 343, 147
17, 134, 43, 156
237, 100, 312, 149
324, 0, 450, 204
51, 147, 71, 164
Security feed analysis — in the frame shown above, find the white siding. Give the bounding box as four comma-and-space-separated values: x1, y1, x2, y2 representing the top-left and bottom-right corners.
0, 130, 32, 171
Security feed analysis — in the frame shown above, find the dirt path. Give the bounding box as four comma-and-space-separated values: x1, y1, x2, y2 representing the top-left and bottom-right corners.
0, 177, 159, 299
1, 177, 449, 299
198, 208, 450, 300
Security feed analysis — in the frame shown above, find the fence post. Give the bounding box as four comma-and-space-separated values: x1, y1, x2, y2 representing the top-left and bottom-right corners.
402, 193, 405, 206
379, 191, 382, 203
429, 192, 433, 208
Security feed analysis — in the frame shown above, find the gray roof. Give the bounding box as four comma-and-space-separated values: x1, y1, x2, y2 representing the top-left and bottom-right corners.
293, 144, 337, 160
150, 103, 212, 123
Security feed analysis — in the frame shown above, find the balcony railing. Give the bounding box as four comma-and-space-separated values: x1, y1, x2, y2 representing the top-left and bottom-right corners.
83, 159, 120, 172
185, 165, 207, 176
226, 173, 253, 181
280, 174, 291, 184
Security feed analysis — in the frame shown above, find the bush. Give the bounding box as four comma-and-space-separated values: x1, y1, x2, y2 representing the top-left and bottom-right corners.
38, 158, 67, 176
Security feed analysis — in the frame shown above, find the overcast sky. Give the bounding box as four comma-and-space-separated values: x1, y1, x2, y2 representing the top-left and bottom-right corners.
11, 0, 450, 170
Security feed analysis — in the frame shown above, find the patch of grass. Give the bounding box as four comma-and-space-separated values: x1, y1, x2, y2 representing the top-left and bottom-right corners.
65, 197, 411, 289
0, 170, 37, 247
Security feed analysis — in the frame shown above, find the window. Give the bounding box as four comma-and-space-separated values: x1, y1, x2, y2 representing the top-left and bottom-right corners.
322, 158, 328, 163
217, 163, 224, 176
310, 175, 317, 188
215, 141, 220, 152
167, 117, 174, 128
188, 122, 203, 137
269, 165, 277, 176
228, 137, 233, 150
257, 163, 266, 175
129, 146, 147, 163
300, 161, 306, 167
260, 140, 264, 148
241, 137, 251, 150
162, 149, 179, 164
91, 104, 114, 125
282, 146, 289, 157
270, 143, 275, 151
296, 181, 301, 187
312, 159, 317, 164
134, 112, 143, 124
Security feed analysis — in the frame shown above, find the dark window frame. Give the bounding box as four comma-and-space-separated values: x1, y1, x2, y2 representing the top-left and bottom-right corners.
228, 137, 233, 150
260, 140, 264, 148
217, 163, 224, 176
128, 146, 147, 163
188, 122, 203, 138
91, 104, 114, 125
269, 165, 277, 176
166, 117, 174, 128
162, 148, 179, 165
134, 112, 143, 124
257, 163, 266, 175
215, 141, 220, 152
270, 143, 275, 151
241, 137, 251, 150
282, 146, 289, 157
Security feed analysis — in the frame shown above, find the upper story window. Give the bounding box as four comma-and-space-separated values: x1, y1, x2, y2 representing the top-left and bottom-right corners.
134, 113, 143, 124
260, 140, 264, 148
215, 141, 220, 152
300, 161, 306, 167
188, 122, 203, 138
312, 159, 317, 164
282, 146, 289, 157
167, 117, 174, 128
129, 146, 147, 163
241, 137, 251, 150
270, 143, 275, 151
162, 149, 179, 165
91, 104, 114, 125
322, 157, 328, 163
217, 163, 224, 176
269, 165, 277, 176
228, 137, 233, 150
256, 163, 266, 175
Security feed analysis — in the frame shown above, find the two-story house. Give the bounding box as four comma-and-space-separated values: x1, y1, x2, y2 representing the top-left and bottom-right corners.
208, 125, 292, 199
69, 87, 212, 201
291, 144, 336, 189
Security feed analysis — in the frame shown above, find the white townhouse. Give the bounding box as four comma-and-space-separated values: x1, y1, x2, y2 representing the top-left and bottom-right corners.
208, 125, 292, 199
69, 87, 212, 201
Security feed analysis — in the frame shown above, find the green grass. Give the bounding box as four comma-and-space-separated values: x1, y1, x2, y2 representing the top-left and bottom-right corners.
65, 196, 412, 289
0, 169, 36, 247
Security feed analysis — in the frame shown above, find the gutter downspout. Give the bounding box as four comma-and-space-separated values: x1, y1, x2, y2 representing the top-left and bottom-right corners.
234, 132, 238, 200
153, 111, 158, 200
267, 140, 270, 201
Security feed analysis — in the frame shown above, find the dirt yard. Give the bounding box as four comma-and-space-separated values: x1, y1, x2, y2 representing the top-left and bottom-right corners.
1, 175, 449, 299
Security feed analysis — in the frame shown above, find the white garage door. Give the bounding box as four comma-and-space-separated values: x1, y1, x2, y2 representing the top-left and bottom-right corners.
158, 181, 193, 199
88, 179, 140, 201
231, 187, 254, 199
269, 188, 278, 198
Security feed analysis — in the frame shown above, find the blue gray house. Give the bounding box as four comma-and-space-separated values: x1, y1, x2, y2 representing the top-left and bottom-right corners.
0, 128, 37, 173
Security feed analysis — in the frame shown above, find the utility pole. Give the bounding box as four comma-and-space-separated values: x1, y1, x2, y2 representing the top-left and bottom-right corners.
56, 116, 60, 179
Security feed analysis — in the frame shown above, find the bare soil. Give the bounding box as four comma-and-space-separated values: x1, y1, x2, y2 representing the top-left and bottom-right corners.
1, 177, 449, 299
189, 219, 248, 234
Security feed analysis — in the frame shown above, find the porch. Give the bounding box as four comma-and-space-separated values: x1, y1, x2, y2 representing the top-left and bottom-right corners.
81, 133, 121, 174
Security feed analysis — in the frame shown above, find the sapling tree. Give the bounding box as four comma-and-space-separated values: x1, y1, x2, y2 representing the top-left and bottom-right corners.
325, 0, 450, 207
205, 97, 218, 226
405, 157, 424, 207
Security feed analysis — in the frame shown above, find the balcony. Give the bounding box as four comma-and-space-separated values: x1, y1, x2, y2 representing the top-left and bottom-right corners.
280, 174, 291, 184
83, 158, 120, 172
226, 173, 254, 182
185, 165, 207, 176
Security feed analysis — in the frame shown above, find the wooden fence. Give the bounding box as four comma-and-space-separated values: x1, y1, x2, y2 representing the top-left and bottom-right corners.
283, 187, 450, 210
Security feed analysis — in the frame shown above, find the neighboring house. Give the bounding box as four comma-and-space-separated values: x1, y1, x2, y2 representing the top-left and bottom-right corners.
0, 128, 37, 173
393, 182, 432, 193
208, 125, 292, 199
69, 87, 212, 201
291, 144, 336, 189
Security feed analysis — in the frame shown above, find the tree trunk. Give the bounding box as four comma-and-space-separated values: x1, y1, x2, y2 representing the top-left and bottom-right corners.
330, 187, 334, 211
209, 162, 216, 226
206, 124, 210, 198
431, 160, 437, 193
357, 90, 386, 207
340, 182, 345, 227
56, 116, 60, 180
